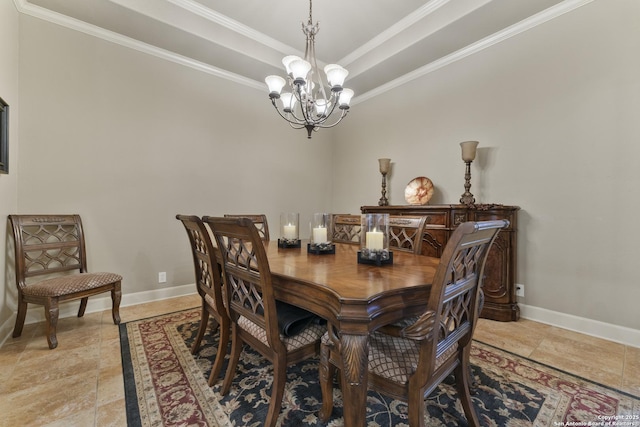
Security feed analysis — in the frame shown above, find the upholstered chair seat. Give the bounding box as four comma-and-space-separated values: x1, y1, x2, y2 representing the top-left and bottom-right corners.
22, 272, 122, 297
239, 316, 325, 351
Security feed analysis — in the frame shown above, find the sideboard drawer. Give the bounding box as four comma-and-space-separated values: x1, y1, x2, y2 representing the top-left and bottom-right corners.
423, 212, 447, 226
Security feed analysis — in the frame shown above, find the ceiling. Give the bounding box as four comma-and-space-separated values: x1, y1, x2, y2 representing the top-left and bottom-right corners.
18, 0, 578, 103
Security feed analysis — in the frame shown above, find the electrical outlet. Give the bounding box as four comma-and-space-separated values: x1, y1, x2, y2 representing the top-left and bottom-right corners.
158, 272, 167, 283
515, 283, 525, 297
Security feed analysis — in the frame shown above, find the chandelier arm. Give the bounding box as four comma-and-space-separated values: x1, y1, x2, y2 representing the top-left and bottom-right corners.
283, 87, 314, 125
301, 103, 316, 126
294, 85, 314, 124
297, 110, 349, 131
270, 99, 308, 128
296, 92, 317, 128
318, 95, 341, 121
300, 93, 340, 127
312, 109, 349, 129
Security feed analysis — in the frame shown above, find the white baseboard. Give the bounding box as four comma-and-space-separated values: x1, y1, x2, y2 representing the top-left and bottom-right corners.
2, 295, 638, 349
0, 284, 197, 348
519, 303, 640, 348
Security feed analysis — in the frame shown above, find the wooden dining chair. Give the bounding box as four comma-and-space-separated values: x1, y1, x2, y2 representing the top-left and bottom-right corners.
203, 216, 325, 427
8, 214, 122, 349
331, 214, 361, 244
223, 214, 270, 241
319, 220, 510, 427
176, 214, 230, 385
388, 215, 428, 254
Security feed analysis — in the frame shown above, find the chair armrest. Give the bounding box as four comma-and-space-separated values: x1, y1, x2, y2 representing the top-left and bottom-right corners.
401, 310, 437, 341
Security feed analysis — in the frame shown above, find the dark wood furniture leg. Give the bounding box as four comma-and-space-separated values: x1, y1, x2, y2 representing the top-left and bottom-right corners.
111, 284, 122, 324
338, 332, 369, 427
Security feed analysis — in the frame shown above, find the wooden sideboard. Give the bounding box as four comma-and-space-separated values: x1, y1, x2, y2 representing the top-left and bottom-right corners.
361, 204, 520, 321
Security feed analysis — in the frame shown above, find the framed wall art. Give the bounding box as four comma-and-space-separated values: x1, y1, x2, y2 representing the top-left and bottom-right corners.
0, 96, 8, 174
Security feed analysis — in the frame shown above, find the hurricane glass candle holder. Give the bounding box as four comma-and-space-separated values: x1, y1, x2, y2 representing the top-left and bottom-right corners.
308, 213, 335, 254
279, 212, 301, 248
358, 213, 393, 265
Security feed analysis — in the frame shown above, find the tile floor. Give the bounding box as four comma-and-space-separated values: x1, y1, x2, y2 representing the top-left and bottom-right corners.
0, 294, 638, 426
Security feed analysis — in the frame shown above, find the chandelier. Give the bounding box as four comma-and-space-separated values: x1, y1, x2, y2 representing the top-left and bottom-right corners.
265, 0, 354, 139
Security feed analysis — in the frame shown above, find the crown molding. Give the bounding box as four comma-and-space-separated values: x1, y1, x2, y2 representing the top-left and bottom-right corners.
339, 0, 451, 68
15, 0, 595, 106
13, 0, 265, 91
353, 0, 595, 105
167, 0, 298, 57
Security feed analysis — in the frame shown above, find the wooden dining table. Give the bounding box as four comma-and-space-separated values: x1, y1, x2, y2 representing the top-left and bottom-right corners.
262, 240, 439, 427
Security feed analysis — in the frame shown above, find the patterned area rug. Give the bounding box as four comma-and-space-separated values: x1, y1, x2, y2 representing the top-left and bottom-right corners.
120, 309, 640, 426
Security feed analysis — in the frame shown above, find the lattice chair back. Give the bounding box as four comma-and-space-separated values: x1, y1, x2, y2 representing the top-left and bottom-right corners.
14, 215, 88, 283
388, 215, 428, 254
177, 215, 225, 317
331, 214, 361, 244
8, 214, 122, 349
223, 214, 270, 241
176, 214, 230, 385
206, 216, 281, 349
404, 220, 508, 371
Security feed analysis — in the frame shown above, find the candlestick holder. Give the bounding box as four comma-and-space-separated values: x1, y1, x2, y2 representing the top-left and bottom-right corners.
357, 213, 392, 265
278, 212, 301, 248
459, 141, 479, 205
378, 158, 390, 206
308, 213, 335, 254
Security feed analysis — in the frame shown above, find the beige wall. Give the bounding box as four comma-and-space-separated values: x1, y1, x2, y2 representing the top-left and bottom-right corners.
0, 1, 20, 336
14, 14, 334, 306
333, 0, 640, 333
2, 0, 639, 345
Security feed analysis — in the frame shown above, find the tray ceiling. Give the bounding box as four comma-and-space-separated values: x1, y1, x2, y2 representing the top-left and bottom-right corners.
18, 0, 585, 103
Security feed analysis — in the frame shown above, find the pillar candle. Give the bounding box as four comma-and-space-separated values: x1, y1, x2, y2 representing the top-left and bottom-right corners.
366, 230, 384, 250
284, 224, 297, 239
313, 226, 328, 243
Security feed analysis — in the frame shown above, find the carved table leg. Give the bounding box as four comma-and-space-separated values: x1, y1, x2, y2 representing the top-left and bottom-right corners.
339, 333, 369, 427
